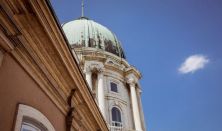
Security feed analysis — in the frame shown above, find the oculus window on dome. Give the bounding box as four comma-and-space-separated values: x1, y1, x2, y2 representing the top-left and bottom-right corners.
110, 82, 118, 93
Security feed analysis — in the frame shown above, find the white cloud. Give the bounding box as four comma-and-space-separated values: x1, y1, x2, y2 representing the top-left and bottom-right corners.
178, 54, 209, 74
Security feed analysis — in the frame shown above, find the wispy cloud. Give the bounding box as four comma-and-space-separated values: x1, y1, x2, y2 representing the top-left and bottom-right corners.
178, 54, 209, 74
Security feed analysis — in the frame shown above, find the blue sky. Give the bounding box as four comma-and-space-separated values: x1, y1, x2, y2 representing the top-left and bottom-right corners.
51, 0, 222, 130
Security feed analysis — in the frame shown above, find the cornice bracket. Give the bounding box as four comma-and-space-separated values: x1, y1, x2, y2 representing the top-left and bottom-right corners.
66, 89, 76, 131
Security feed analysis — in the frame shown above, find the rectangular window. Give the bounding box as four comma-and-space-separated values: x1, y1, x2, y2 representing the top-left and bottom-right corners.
110, 82, 118, 92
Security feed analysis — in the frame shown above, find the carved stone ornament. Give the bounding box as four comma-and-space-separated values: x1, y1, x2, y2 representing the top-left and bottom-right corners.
84, 65, 92, 74
84, 61, 104, 73
126, 74, 138, 87
97, 67, 105, 73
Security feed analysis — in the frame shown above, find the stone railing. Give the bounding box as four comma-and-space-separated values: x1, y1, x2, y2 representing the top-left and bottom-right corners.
109, 126, 123, 131
109, 121, 123, 131
109, 122, 141, 131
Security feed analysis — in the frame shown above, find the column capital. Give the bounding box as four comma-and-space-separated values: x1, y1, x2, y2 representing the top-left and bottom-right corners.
84, 65, 92, 74
97, 67, 105, 74
127, 78, 137, 87
126, 74, 138, 87
84, 61, 104, 74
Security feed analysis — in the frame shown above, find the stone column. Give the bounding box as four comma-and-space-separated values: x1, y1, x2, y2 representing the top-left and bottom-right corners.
97, 68, 106, 119
137, 87, 146, 130
128, 78, 143, 131
84, 67, 93, 90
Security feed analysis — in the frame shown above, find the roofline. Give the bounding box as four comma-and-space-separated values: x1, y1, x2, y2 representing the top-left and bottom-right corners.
45, 0, 109, 128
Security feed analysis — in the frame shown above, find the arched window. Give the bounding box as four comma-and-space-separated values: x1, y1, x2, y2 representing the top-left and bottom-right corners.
21, 116, 47, 131
14, 104, 55, 131
111, 107, 122, 127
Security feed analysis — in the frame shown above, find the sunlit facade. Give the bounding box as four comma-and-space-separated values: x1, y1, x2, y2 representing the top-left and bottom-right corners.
63, 17, 146, 131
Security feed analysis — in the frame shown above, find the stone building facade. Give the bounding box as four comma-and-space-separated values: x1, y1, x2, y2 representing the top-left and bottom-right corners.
0, 1, 108, 131
62, 17, 146, 131
0, 1, 146, 131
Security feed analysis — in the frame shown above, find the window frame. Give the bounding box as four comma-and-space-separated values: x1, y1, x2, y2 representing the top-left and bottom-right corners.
21, 116, 48, 131
110, 82, 118, 93
111, 106, 123, 127
14, 104, 55, 131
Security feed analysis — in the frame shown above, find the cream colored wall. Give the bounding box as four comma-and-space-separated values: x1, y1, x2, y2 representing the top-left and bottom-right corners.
104, 73, 135, 130
74, 47, 145, 131
82, 59, 136, 130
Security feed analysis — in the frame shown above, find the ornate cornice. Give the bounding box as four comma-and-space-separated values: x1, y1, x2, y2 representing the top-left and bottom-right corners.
74, 47, 130, 66
125, 67, 142, 80
0, 0, 108, 130
74, 47, 142, 80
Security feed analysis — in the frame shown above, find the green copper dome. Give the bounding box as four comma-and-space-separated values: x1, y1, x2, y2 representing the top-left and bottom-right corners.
62, 17, 125, 58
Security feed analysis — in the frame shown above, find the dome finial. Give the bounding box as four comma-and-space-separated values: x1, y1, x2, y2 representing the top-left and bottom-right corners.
81, 0, 84, 17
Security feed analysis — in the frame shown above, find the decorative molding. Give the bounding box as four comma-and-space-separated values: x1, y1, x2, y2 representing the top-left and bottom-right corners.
104, 72, 125, 83
105, 95, 127, 106
125, 67, 141, 80
126, 74, 138, 87
74, 47, 130, 67
84, 61, 104, 73
0, 1, 108, 131
75, 47, 142, 80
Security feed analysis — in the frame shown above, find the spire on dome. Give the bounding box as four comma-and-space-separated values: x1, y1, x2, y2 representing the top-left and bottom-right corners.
81, 0, 84, 17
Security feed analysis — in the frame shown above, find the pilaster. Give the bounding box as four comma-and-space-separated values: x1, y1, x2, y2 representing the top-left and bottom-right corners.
126, 75, 143, 131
